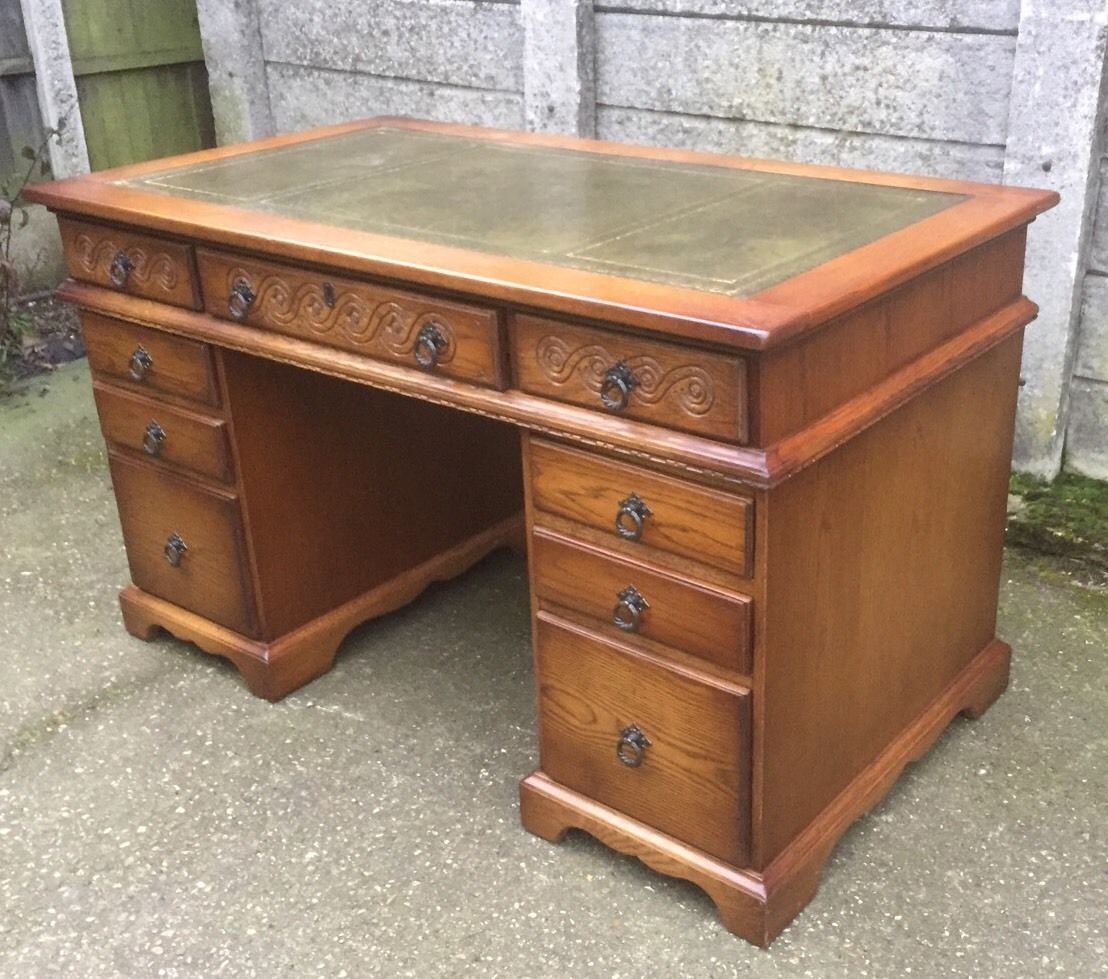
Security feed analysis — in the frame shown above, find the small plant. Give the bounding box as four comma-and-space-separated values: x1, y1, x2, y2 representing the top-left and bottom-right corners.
1, 120, 63, 380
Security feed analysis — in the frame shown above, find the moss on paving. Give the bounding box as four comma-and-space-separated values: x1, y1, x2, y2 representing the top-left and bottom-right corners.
1008, 471, 1108, 572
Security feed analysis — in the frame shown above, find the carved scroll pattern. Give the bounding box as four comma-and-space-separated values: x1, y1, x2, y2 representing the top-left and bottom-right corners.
226, 267, 456, 363
535, 335, 716, 416
71, 233, 180, 291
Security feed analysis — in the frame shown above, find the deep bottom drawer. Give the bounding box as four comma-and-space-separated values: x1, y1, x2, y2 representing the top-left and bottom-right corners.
535, 612, 750, 865
108, 453, 257, 637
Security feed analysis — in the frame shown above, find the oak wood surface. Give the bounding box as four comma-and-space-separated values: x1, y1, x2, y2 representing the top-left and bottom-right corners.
197, 247, 508, 389
108, 452, 257, 637
512, 313, 748, 442
82, 311, 219, 407
26, 118, 1057, 351
219, 350, 523, 640
60, 280, 1037, 490
535, 611, 751, 866
756, 332, 1024, 865
93, 381, 231, 483
59, 216, 201, 310
528, 437, 753, 577
520, 636, 1011, 944
531, 528, 752, 674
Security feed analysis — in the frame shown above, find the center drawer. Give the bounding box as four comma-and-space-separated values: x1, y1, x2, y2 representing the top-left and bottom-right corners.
536, 612, 750, 865
196, 248, 506, 388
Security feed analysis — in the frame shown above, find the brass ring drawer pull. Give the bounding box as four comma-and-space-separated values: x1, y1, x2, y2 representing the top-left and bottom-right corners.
616, 724, 651, 767
612, 585, 649, 633
163, 532, 188, 567
108, 250, 135, 288
228, 277, 256, 321
414, 322, 448, 369
142, 420, 166, 456
600, 361, 638, 411
615, 492, 652, 541
128, 345, 153, 382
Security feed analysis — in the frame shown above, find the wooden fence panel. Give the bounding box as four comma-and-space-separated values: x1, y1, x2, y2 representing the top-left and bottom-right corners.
62, 0, 215, 171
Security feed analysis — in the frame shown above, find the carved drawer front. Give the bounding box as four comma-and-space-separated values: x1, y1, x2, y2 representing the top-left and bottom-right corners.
59, 217, 200, 309
528, 438, 753, 578
536, 612, 750, 865
196, 248, 506, 388
512, 315, 748, 443
532, 529, 751, 675
93, 382, 231, 484
108, 453, 257, 638
82, 313, 219, 407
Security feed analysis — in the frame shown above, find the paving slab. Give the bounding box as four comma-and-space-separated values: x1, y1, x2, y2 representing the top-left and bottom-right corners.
1, 360, 1105, 978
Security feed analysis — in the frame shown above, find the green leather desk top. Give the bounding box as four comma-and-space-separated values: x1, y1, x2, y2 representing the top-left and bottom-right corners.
117, 127, 964, 299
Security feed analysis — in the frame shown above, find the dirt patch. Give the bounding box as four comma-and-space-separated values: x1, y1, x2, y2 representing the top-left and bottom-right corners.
0, 294, 83, 392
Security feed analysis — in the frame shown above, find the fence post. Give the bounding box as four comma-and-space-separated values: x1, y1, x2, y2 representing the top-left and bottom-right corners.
18, 0, 88, 178
522, 0, 596, 136
1004, 0, 1108, 477
195, 0, 274, 144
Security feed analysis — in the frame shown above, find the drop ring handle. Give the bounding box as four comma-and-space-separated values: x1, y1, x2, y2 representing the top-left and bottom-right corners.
600, 361, 638, 412
612, 585, 649, 633
616, 725, 652, 767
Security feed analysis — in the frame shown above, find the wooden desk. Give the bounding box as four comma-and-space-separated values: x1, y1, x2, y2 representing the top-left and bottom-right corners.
25, 119, 1057, 945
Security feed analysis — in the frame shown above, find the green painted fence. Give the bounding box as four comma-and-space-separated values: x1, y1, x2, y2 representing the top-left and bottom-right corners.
62, 0, 215, 171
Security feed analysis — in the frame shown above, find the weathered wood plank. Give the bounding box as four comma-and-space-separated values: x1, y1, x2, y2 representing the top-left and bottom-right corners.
596, 13, 1015, 144
76, 61, 215, 170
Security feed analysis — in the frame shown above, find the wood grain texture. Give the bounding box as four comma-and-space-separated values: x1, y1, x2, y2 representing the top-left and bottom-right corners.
82, 311, 219, 407
219, 350, 523, 640
59, 217, 201, 309
25, 117, 1057, 350
756, 332, 1024, 866
753, 228, 1028, 445
512, 314, 747, 442
108, 452, 257, 637
197, 248, 507, 388
93, 381, 231, 483
528, 438, 753, 577
521, 636, 1011, 944
535, 612, 751, 865
532, 528, 752, 674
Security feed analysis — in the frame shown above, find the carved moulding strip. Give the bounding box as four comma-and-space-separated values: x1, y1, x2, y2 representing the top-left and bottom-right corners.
225, 266, 457, 364
535, 335, 715, 416
72, 232, 180, 291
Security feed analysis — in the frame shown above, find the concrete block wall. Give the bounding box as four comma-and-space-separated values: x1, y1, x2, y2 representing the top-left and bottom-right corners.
1070, 155, 1108, 479
190, 1, 1108, 479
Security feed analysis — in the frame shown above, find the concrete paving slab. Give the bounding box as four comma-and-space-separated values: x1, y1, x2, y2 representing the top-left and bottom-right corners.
1, 360, 1105, 978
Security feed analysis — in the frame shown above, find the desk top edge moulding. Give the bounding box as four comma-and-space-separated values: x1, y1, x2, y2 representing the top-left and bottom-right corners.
25, 117, 1059, 947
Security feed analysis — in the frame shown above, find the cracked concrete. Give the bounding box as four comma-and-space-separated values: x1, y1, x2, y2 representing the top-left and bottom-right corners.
1, 359, 1106, 978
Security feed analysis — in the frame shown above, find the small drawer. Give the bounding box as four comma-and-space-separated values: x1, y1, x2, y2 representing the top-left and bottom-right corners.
59, 217, 200, 309
196, 248, 506, 388
93, 382, 231, 484
528, 438, 753, 578
536, 612, 750, 865
532, 530, 751, 674
82, 313, 219, 407
108, 453, 257, 637
512, 314, 748, 443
